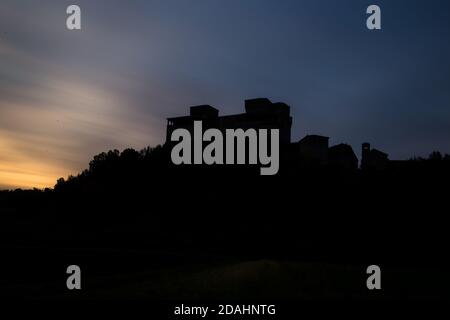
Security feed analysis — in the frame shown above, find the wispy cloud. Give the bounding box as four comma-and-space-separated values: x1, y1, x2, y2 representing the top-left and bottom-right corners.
0, 21, 164, 188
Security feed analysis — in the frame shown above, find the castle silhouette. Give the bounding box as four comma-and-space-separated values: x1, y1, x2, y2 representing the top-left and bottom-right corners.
166, 97, 389, 171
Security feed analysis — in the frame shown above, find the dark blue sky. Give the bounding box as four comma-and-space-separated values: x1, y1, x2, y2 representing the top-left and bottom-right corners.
1, 0, 450, 188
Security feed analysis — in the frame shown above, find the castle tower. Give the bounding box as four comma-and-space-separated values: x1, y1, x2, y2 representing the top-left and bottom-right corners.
361, 142, 371, 170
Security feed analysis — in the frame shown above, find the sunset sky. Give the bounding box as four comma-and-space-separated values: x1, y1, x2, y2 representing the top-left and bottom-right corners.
1, 0, 450, 189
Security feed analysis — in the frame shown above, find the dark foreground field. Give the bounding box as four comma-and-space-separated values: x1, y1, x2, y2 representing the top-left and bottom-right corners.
1, 148, 450, 300
1, 246, 449, 300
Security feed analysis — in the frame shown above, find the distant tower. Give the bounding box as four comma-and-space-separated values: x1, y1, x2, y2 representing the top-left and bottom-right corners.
361, 143, 371, 170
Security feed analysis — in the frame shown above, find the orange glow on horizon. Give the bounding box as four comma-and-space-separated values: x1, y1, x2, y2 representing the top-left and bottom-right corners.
0, 78, 163, 190
0, 166, 61, 190
0, 134, 69, 189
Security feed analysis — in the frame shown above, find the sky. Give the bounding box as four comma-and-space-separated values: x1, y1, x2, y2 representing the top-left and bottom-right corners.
1, 0, 450, 189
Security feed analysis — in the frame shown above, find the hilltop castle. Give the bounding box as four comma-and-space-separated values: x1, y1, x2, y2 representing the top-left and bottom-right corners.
166, 98, 388, 171
167, 98, 292, 145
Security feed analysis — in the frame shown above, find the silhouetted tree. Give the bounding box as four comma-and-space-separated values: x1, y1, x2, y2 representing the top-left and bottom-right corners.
429, 151, 443, 161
